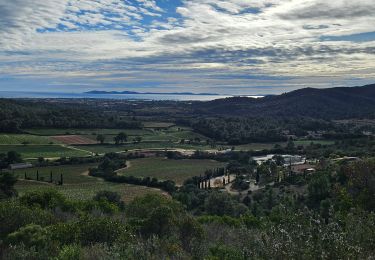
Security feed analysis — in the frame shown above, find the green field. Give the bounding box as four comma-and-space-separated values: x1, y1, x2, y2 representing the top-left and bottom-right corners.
294, 140, 336, 146
118, 157, 227, 185
24, 127, 209, 145
74, 145, 129, 154
16, 181, 165, 203
78, 127, 209, 144
235, 142, 284, 151
143, 122, 175, 128
14, 163, 164, 202
0, 134, 53, 145
13, 164, 98, 184
75, 142, 213, 154
0, 145, 91, 158
24, 128, 153, 136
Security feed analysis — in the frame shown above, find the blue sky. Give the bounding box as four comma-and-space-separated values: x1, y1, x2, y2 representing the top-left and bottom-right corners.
0, 0, 375, 95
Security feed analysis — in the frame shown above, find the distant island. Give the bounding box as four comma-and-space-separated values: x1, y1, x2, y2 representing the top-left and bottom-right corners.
85, 90, 220, 96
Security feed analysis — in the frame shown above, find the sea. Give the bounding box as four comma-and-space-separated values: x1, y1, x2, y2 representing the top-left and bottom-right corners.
0, 91, 263, 101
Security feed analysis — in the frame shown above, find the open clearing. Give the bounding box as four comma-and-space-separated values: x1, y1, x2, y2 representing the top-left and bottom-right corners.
118, 157, 227, 185
51, 135, 97, 145
0, 145, 91, 158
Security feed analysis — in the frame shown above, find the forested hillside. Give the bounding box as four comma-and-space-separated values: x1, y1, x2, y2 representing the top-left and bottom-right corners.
197, 84, 375, 119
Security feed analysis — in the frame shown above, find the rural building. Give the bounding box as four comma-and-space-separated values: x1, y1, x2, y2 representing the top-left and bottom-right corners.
282, 155, 305, 166
291, 164, 316, 175
253, 154, 305, 166
8, 163, 33, 170
333, 157, 361, 163
306, 131, 325, 139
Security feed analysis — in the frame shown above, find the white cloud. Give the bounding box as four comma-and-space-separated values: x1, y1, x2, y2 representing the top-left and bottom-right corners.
0, 0, 375, 94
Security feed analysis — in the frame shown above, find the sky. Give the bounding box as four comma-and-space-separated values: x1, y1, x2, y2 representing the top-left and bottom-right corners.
0, 0, 375, 95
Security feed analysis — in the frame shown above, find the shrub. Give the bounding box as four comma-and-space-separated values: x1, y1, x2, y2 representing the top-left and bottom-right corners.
49, 216, 130, 246
6, 224, 48, 249
56, 244, 82, 260
20, 189, 70, 211
0, 200, 55, 240
93, 190, 125, 210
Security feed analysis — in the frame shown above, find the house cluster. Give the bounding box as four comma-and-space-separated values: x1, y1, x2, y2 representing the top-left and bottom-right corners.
306, 131, 326, 139
8, 163, 33, 170
253, 154, 306, 166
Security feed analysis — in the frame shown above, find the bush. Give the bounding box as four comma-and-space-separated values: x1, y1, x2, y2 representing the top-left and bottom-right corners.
93, 190, 125, 210
204, 192, 249, 217
6, 224, 48, 249
56, 244, 82, 260
0, 200, 55, 240
0, 171, 18, 199
49, 216, 130, 246
20, 189, 71, 211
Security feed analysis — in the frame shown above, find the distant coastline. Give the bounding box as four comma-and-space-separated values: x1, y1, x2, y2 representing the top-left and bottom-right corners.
0, 91, 265, 101
0, 91, 232, 101
85, 90, 220, 96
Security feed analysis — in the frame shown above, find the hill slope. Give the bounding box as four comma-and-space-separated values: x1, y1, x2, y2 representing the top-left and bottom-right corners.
197, 84, 375, 119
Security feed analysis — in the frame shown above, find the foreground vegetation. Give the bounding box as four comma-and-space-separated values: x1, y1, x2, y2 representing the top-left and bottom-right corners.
1, 158, 375, 259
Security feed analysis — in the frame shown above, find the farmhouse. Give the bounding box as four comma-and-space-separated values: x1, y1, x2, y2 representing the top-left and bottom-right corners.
283, 155, 305, 166
8, 163, 33, 170
291, 164, 316, 175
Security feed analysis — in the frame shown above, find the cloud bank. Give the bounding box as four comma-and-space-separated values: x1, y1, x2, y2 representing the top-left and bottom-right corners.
0, 0, 375, 94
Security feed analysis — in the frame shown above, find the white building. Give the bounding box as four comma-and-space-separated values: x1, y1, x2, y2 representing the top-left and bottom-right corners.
9, 163, 33, 170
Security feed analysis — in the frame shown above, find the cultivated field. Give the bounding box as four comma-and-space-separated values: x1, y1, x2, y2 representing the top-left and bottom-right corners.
13, 164, 99, 184
0, 145, 91, 158
74, 144, 127, 154
294, 140, 336, 146
143, 122, 175, 128
0, 125, 296, 162
0, 134, 53, 145
235, 142, 284, 151
74, 142, 214, 154
118, 157, 227, 185
14, 163, 165, 202
25, 128, 153, 136
16, 182, 165, 203
51, 135, 97, 145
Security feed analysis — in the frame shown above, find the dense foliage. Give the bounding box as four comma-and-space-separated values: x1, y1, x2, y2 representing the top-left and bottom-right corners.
0, 99, 142, 132
1, 159, 375, 259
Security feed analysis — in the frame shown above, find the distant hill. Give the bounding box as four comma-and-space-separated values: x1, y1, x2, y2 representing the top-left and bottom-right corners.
196, 84, 375, 119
